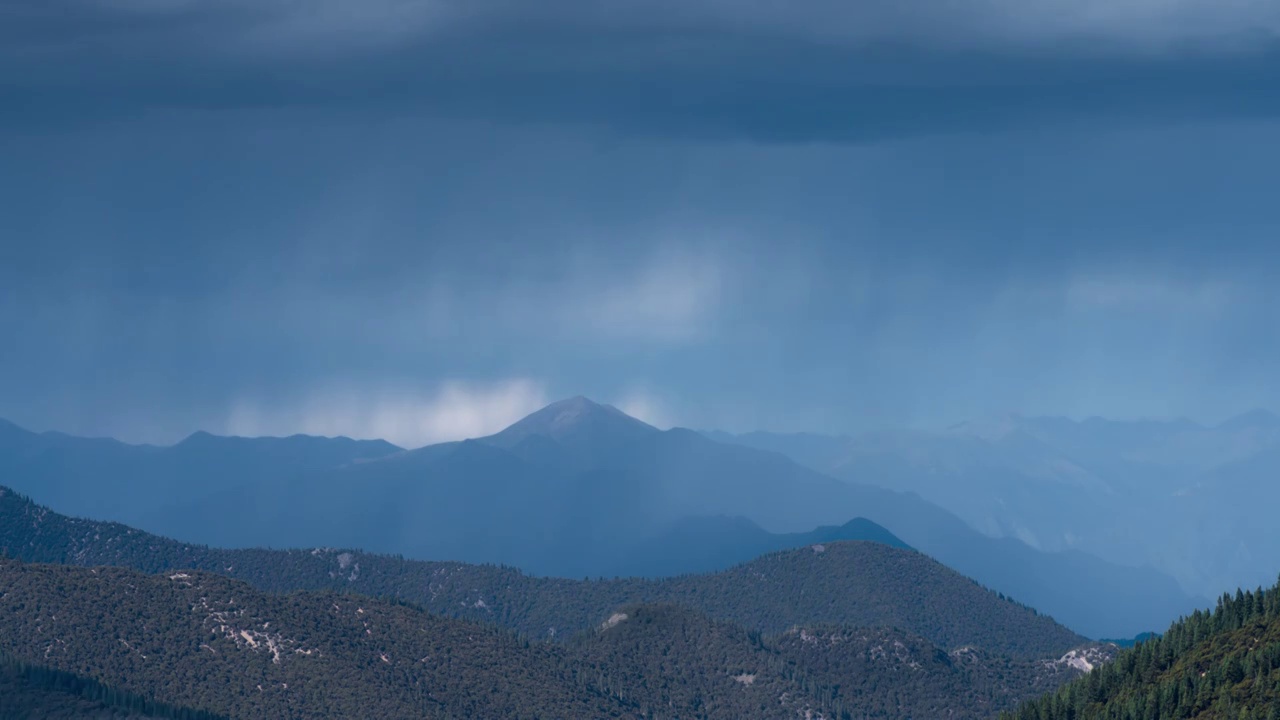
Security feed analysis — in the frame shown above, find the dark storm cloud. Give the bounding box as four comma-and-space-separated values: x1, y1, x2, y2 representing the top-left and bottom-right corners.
4, 1, 1280, 141
3, 109, 1279, 445
3, 1, 1280, 444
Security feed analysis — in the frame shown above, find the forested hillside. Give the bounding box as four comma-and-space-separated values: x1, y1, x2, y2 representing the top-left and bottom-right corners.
1003, 578, 1280, 720
0, 485, 1084, 657
574, 605, 1114, 720
0, 558, 1103, 720
0, 559, 638, 719
0, 652, 227, 720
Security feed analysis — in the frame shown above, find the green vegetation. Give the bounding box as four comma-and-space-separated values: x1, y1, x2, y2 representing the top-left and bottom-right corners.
775, 625, 1107, 719
0, 652, 227, 719
0, 485, 1084, 658
0, 558, 1103, 720
1002, 579, 1280, 720
0, 559, 635, 719
573, 605, 1107, 720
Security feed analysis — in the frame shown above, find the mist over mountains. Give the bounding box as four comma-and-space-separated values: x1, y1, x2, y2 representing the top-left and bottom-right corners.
0, 486, 1086, 658
706, 408, 1280, 599
1, 477, 1115, 719
0, 396, 1208, 638
3, 397, 1276, 718
6, 3, 1278, 713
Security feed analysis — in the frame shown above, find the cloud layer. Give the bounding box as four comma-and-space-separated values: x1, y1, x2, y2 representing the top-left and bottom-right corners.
2, 2, 1279, 443
16, 0, 1280, 55
6, 0, 1280, 142
223, 379, 549, 448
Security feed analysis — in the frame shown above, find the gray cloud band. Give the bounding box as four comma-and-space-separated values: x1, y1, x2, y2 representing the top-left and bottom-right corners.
4, 1, 1280, 139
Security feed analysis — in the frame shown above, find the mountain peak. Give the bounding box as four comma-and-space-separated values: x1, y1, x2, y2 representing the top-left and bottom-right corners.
175, 429, 219, 446
485, 396, 657, 449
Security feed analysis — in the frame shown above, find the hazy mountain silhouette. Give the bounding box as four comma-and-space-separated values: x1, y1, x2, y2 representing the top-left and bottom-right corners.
0, 400, 1198, 637
486, 396, 657, 452
0, 420, 400, 541
611, 515, 910, 577
1215, 407, 1280, 431
708, 410, 1280, 599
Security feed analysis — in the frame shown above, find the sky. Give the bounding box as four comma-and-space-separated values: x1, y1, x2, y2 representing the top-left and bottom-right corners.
2, 0, 1280, 447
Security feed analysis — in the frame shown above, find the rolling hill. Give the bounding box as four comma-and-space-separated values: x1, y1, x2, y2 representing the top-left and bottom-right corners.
0, 557, 1107, 720
571, 603, 1113, 720
0, 559, 629, 720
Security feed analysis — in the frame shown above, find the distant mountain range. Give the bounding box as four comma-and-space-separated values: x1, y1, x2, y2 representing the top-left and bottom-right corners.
0, 397, 1201, 637
12, 394, 1273, 720
704, 409, 1280, 599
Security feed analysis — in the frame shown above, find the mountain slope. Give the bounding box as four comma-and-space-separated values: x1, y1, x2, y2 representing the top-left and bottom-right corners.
0, 559, 631, 720
573, 604, 1110, 720
773, 624, 1115, 720
0, 557, 1105, 720
485, 395, 658, 458
0, 401, 1198, 638
569, 604, 839, 718
0, 420, 400, 543
0, 653, 228, 720
708, 412, 1280, 602
366, 414, 1206, 639
1002, 578, 1280, 720
0, 485, 1085, 657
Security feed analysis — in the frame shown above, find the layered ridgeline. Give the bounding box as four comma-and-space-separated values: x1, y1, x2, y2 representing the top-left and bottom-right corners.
706, 410, 1280, 601
1002, 579, 1280, 720
0, 399, 1197, 638
0, 558, 1109, 720
0, 486, 1083, 657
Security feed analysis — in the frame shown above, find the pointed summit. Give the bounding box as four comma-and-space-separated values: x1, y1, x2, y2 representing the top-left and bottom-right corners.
176, 429, 219, 446
485, 396, 657, 450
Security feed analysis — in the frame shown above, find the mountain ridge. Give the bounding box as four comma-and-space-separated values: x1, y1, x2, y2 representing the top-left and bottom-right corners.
0, 555, 1109, 720
0, 484, 1085, 657
0, 401, 1200, 637
705, 412, 1280, 602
